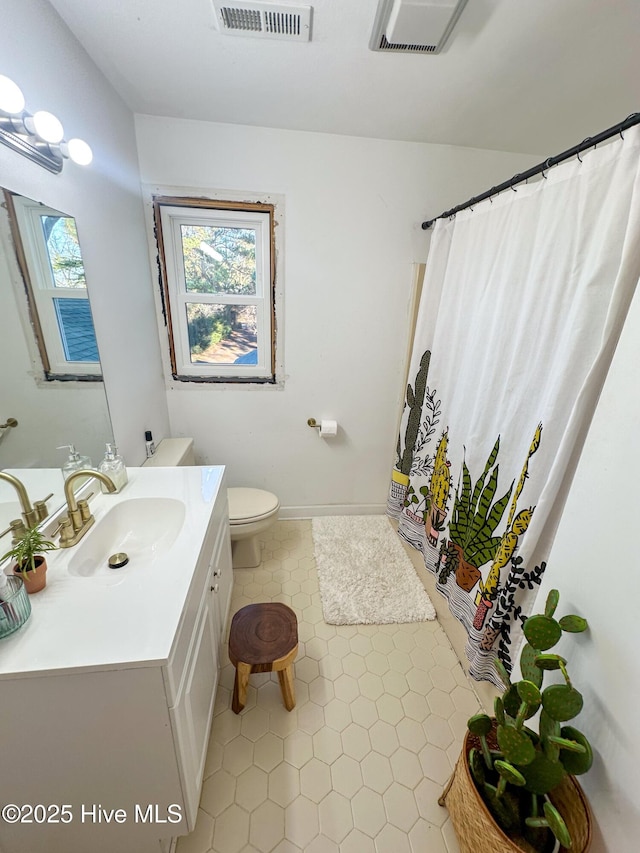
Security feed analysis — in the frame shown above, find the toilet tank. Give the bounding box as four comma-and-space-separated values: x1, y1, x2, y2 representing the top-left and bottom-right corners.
142, 438, 195, 467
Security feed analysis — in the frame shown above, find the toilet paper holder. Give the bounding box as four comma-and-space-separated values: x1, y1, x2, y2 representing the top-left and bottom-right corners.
307, 418, 338, 437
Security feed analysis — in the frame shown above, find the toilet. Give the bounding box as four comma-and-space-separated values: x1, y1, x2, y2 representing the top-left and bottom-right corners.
143, 438, 279, 569
227, 487, 280, 569
141, 437, 195, 467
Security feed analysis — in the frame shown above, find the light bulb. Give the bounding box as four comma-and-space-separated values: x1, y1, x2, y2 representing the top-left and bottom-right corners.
0, 75, 25, 114
64, 138, 93, 166
30, 110, 64, 144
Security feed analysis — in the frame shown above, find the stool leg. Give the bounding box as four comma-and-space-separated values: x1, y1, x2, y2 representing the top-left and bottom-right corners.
277, 665, 296, 711
232, 662, 251, 714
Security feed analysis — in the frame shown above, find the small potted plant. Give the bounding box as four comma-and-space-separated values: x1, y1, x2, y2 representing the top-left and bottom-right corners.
1, 525, 57, 594
440, 589, 593, 853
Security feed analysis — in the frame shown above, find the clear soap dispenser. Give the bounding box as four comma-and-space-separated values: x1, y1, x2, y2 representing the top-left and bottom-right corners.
98, 443, 128, 493
58, 444, 93, 480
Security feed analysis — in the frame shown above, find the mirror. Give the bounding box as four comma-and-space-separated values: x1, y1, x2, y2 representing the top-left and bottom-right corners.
0, 189, 113, 526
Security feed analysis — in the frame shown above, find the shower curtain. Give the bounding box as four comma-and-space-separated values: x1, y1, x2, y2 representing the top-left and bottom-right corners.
388, 126, 640, 685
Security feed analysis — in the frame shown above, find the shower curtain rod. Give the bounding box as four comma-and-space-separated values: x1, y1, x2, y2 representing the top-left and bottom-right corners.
421, 112, 640, 229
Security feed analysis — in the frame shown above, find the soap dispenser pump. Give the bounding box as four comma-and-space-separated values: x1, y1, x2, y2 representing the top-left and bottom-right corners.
58, 445, 93, 480
98, 443, 128, 493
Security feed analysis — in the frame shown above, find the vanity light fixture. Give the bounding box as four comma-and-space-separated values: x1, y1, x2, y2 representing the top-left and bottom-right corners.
23, 110, 65, 144
0, 74, 92, 174
60, 137, 93, 166
0, 75, 25, 113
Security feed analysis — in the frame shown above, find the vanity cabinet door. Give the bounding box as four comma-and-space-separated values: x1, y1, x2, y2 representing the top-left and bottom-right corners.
170, 583, 219, 829
210, 515, 233, 645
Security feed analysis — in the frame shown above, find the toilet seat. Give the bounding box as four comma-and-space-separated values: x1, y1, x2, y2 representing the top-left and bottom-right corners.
228, 488, 279, 525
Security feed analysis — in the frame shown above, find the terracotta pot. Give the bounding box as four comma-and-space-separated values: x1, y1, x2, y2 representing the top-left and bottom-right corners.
449, 543, 481, 592
13, 555, 47, 594
440, 721, 592, 853
404, 509, 423, 524
473, 597, 493, 630
427, 503, 446, 546
481, 624, 502, 651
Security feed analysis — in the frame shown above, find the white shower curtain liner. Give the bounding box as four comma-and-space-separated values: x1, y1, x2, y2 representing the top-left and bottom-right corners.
388, 125, 640, 684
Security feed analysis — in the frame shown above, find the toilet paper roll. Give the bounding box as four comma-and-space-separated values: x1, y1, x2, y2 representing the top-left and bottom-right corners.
319, 419, 338, 438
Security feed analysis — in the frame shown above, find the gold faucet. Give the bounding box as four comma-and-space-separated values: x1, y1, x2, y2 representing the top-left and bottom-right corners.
59, 469, 117, 548
0, 471, 39, 528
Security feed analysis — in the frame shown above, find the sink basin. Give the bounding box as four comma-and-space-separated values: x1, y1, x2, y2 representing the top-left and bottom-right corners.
68, 498, 186, 578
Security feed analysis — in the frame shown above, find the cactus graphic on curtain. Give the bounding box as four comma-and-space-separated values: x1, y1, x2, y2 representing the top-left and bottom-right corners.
388, 350, 435, 517
388, 125, 640, 685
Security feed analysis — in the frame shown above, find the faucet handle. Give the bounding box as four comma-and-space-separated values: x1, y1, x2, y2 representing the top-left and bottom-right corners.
55, 516, 74, 546
77, 499, 93, 524
2, 519, 28, 544
34, 494, 53, 523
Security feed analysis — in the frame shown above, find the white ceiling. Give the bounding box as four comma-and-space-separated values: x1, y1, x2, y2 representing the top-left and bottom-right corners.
47, 0, 640, 156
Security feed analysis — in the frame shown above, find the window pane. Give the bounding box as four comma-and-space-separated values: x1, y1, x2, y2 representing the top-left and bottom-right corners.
186, 303, 257, 365
40, 215, 86, 289
180, 225, 257, 295
53, 298, 99, 363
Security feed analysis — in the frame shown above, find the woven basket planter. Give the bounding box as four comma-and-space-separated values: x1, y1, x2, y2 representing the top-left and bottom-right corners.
439, 723, 592, 853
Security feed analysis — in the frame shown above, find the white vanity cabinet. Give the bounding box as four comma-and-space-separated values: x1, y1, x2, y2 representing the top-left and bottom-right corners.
0, 467, 233, 853
165, 488, 233, 828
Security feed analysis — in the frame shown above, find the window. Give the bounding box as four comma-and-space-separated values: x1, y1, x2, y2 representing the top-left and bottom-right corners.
154, 196, 277, 382
8, 193, 100, 380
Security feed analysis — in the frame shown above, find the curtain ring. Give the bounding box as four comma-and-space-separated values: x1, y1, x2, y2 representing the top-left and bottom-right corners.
578, 137, 592, 160
620, 121, 630, 140
621, 114, 637, 141
541, 158, 553, 179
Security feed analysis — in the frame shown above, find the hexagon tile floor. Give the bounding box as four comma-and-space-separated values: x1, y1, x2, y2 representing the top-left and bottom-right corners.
177, 519, 481, 853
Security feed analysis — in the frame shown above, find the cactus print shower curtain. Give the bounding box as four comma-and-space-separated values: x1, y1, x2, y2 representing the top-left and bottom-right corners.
388, 126, 640, 685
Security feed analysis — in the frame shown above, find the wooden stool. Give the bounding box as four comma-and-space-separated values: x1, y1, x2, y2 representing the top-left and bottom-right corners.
229, 602, 298, 714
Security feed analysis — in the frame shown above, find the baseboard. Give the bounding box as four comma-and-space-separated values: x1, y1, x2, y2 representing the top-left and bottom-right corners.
279, 504, 387, 519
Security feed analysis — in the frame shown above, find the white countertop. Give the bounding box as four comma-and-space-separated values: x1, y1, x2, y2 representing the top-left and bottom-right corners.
0, 466, 225, 680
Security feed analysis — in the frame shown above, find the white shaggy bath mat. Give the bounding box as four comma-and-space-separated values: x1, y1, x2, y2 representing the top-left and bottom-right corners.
311, 515, 436, 625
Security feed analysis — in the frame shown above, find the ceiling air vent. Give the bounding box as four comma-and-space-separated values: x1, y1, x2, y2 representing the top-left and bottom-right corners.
370, 0, 468, 55
212, 1, 312, 42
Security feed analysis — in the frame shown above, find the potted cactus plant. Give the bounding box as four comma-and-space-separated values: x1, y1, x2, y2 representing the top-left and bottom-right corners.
1, 525, 57, 594
391, 350, 432, 512
426, 430, 451, 546
445, 437, 513, 592
440, 589, 593, 853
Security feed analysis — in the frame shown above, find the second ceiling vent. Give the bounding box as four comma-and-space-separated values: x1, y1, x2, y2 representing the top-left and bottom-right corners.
370, 0, 468, 54
212, 1, 312, 42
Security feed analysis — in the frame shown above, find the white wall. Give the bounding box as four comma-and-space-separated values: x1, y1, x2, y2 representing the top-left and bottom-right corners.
136, 115, 539, 512
531, 285, 640, 850
0, 0, 169, 468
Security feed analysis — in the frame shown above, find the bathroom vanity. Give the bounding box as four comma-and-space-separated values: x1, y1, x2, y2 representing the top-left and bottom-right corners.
0, 466, 233, 853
